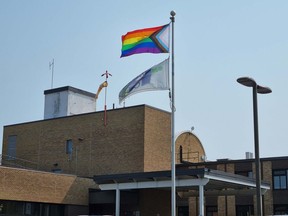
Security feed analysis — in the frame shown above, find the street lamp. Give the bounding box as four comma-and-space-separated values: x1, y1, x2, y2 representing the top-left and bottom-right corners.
237, 77, 272, 216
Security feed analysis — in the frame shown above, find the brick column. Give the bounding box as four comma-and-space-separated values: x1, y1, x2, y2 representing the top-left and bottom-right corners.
262, 161, 273, 215
188, 196, 197, 216
218, 196, 226, 216
217, 163, 235, 216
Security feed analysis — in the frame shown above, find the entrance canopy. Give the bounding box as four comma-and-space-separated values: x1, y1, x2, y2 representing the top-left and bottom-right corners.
93, 168, 270, 216
93, 168, 270, 191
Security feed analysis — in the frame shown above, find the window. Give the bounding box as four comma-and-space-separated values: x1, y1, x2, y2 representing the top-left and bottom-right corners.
7, 135, 17, 160
274, 205, 288, 215
273, 170, 287, 190
235, 171, 253, 178
206, 206, 218, 216
178, 206, 188, 216
0, 201, 64, 216
66, 140, 73, 154
236, 205, 254, 216
66, 139, 73, 160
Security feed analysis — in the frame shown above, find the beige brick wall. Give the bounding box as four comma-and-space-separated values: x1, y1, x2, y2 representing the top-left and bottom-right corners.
217, 163, 235, 216
143, 106, 171, 171
217, 163, 234, 173
227, 195, 236, 215
0, 166, 96, 205
188, 197, 197, 216
218, 196, 226, 216
2, 105, 172, 177
217, 195, 235, 216
175, 131, 206, 164
262, 161, 273, 215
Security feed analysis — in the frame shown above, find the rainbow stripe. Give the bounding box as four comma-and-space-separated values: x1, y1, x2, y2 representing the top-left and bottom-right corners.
121, 24, 170, 58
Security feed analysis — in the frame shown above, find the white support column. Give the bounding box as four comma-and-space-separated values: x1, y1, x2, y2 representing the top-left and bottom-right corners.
199, 185, 204, 216
115, 186, 120, 216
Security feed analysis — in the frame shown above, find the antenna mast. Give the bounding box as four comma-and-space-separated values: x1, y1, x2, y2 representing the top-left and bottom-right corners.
49, 59, 54, 89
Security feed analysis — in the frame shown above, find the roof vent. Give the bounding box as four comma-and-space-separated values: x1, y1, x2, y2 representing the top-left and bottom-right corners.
245, 152, 253, 159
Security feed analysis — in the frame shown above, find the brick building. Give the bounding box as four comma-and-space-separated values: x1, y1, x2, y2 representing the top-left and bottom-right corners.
177, 156, 288, 216
2, 103, 172, 177
0, 166, 96, 215
1, 86, 288, 216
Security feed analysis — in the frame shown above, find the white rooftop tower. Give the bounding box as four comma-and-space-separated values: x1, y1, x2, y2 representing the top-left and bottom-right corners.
44, 86, 96, 119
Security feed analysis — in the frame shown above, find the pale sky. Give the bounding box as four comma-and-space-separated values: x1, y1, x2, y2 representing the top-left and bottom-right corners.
1, 1, 288, 161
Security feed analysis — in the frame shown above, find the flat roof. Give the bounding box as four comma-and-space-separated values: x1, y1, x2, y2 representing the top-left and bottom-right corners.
4, 104, 170, 128
44, 86, 96, 98
177, 156, 288, 166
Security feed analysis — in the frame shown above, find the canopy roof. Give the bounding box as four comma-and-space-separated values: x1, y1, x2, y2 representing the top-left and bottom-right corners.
93, 168, 270, 193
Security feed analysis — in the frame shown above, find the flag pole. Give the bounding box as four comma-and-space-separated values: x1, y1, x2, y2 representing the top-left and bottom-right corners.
101, 70, 112, 127
170, 10, 176, 216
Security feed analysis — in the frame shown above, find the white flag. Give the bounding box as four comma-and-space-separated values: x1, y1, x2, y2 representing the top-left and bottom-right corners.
119, 58, 169, 104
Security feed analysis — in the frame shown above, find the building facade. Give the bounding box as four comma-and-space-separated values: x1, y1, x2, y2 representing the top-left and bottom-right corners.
2, 104, 172, 177
1, 97, 177, 215
178, 156, 288, 216
0, 166, 97, 216
1, 86, 288, 216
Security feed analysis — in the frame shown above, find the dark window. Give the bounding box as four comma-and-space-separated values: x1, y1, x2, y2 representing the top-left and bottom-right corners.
178, 206, 189, 216
0, 200, 64, 216
0, 201, 5, 214
273, 170, 287, 190
7, 135, 17, 160
206, 206, 218, 216
274, 204, 288, 215
236, 205, 254, 216
66, 140, 73, 154
66, 139, 73, 160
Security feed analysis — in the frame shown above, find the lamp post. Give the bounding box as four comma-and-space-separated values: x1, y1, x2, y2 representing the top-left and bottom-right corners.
237, 77, 272, 216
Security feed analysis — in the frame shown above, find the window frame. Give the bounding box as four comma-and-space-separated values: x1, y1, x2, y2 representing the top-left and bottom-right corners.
66, 139, 73, 160
7, 135, 17, 160
273, 169, 287, 190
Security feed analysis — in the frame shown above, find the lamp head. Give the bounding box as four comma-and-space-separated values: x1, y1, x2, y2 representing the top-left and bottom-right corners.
237, 76, 272, 94
257, 85, 272, 94
237, 77, 256, 87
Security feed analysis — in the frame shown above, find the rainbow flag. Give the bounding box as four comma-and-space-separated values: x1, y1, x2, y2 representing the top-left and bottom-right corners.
121, 24, 170, 58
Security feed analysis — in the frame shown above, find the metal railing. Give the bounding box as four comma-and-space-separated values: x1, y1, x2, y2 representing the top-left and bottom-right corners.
177, 148, 200, 163
0, 154, 39, 170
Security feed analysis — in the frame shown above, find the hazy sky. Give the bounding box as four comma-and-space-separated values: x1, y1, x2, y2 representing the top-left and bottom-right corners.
1, 1, 288, 161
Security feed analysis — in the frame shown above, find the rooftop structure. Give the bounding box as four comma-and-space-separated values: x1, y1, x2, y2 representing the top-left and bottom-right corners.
44, 86, 96, 119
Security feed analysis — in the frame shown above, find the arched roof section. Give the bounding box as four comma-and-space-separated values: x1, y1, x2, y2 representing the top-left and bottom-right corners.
175, 130, 206, 163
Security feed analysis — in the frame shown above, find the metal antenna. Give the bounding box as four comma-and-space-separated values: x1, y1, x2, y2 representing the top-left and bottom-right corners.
49, 59, 54, 89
